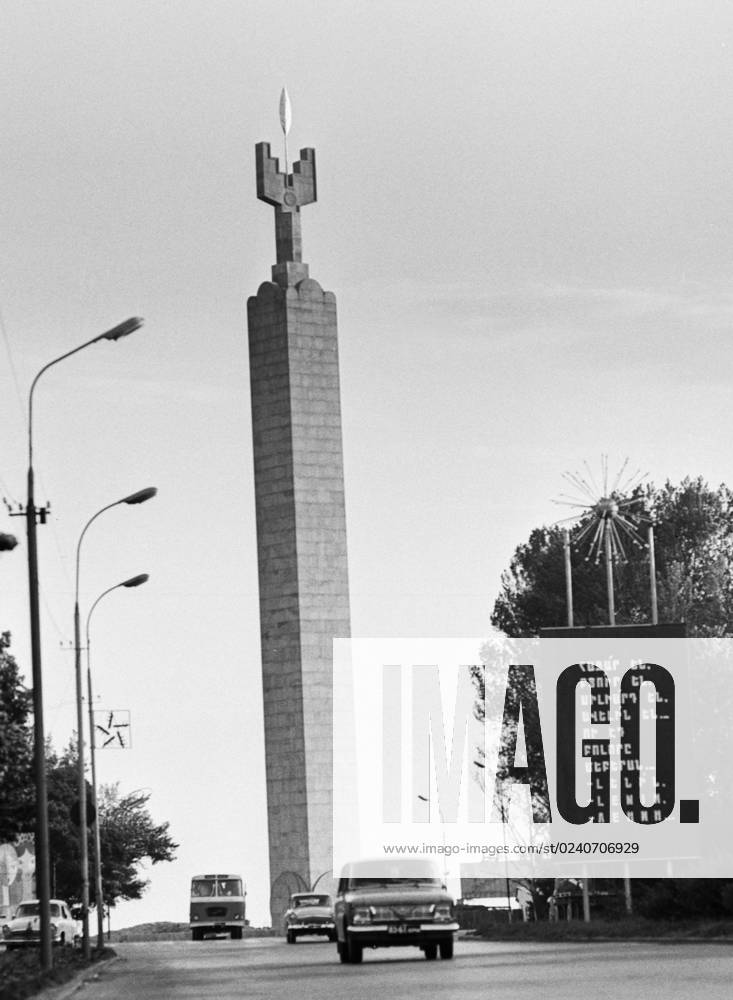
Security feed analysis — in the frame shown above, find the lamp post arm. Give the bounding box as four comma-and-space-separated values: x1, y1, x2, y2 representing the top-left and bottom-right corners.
29, 334, 110, 467
28, 317, 143, 467
85, 583, 124, 646
75, 503, 122, 606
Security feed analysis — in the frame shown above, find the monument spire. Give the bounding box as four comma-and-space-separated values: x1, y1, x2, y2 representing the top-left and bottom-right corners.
255, 92, 317, 288
248, 98, 351, 926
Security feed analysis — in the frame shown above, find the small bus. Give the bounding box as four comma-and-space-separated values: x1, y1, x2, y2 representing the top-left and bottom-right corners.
189, 874, 247, 940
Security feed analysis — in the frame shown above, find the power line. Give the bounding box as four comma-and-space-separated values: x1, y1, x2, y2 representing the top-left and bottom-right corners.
0, 301, 26, 424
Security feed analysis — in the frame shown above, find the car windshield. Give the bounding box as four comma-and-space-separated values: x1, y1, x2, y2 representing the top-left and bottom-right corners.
14, 903, 61, 917
215, 880, 242, 896
293, 895, 331, 907
191, 878, 243, 897
191, 879, 215, 897
349, 877, 441, 889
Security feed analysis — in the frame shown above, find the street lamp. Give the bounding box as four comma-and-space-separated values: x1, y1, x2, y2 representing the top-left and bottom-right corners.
86, 572, 149, 950
473, 758, 514, 922
74, 489, 156, 958
417, 791, 449, 886
25, 317, 144, 969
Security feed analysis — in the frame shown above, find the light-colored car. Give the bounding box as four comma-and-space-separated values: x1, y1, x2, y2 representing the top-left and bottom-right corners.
284, 893, 336, 943
2, 899, 81, 951
334, 859, 458, 964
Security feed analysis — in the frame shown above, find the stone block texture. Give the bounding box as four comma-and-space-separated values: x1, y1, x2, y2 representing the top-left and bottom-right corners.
248, 276, 350, 926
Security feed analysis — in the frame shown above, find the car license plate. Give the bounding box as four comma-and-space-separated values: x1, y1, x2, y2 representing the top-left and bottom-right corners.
388, 924, 419, 934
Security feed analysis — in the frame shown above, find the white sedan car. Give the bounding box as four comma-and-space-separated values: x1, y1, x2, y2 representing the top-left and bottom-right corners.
2, 899, 81, 950
284, 893, 336, 943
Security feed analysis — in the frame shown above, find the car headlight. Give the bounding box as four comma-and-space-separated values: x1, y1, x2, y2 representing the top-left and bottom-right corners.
432, 904, 453, 922
351, 906, 372, 925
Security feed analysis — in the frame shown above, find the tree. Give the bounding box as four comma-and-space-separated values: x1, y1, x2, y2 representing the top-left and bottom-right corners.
471, 636, 554, 919
98, 784, 177, 909
485, 477, 733, 917
1, 645, 177, 907
46, 742, 86, 903
42, 745, 177, 907
492, 478, 733, 637
0, 632, 33, 843
633, 877, 733, 920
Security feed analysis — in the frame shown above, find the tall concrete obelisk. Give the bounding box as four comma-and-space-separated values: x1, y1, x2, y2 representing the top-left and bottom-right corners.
247, 105, 351, 926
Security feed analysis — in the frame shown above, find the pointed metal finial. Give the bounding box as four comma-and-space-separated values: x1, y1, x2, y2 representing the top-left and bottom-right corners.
279, 87, 292, 180
279, 87, 292, 137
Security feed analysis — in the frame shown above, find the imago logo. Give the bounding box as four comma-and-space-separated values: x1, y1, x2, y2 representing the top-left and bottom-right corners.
381, 658, 697, 828
332, 638, 724, 880
490, 661, 690, 826
555, 662, 695, 825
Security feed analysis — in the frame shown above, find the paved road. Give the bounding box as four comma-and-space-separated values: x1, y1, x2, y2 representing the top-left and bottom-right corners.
68, 937, 733, 1000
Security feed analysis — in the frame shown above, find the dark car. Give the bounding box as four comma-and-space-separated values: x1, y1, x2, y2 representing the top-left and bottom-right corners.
334, 859, 458, 964
284, 893, 336, 943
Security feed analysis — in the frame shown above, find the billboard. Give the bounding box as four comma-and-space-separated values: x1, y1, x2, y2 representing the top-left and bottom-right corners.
0, 834, 35, 920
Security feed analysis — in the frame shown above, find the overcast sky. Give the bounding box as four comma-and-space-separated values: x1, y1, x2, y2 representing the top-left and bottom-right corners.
2, 1, 733, 927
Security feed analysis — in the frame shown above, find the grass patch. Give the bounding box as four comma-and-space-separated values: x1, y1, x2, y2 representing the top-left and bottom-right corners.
472, 917, 733, 942
110, 922, 279, 942
0, 946, 115, 1000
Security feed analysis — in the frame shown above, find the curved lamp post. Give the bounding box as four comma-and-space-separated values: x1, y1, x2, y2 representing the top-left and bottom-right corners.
26, 317, 143, 969
86, 573, 149, 949
74, 489, 156, 958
